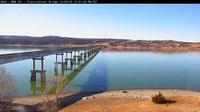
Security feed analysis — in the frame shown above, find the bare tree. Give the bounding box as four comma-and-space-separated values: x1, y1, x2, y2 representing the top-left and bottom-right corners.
35, 74, 65, 112
0, 67, 15, 112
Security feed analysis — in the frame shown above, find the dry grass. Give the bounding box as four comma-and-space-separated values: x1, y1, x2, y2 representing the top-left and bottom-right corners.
60, 95, 200, 112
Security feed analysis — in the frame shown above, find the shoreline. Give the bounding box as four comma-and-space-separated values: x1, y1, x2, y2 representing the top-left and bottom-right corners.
13, 89, 200, 105
59, 89, 200, 112
11, 89, 200, 112
2, 44, 200, 52
13, 88, 200, 97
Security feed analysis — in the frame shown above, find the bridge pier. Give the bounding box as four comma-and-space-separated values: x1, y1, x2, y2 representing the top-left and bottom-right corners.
65, 51, 73, 70
81, 50, 87, 63
30, 80, 46, 95
73, 50, 81, 65
73, 56, 79, 65
88, 50, 91, 57
54, 62, 65, 76
84, 50, 88, 60
78, 50, 82, 63
55, 52, 66, 71
30, 57, 46, 82
65, 51, 73, 59
80, 52, 84, 61
56, 53, 64, 62
65, 58, 73, 70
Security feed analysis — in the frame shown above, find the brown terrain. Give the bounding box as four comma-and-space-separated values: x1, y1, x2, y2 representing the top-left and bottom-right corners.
1, 35, 200, 51
59, 90, 200, 112
2, 35, 200, 112
11, 89, 200, 112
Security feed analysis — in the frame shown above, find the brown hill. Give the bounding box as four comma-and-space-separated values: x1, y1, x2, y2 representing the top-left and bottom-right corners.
1, 35, 200, 51
0, 35, 127, 45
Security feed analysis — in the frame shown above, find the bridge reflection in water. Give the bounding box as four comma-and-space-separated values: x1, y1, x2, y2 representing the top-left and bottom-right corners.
30, 46, 101, 95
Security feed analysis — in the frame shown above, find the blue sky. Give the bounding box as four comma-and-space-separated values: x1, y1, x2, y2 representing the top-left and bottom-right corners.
0, 4, 200, 42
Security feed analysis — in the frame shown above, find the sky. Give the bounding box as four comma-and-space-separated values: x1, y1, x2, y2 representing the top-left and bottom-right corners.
0, 4, 200, 42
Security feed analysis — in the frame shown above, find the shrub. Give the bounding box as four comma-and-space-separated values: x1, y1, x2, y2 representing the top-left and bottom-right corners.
0, 67, 15, 112
35, 74, 64, 112
35, 100, 58, 112
151, 91, 166, 104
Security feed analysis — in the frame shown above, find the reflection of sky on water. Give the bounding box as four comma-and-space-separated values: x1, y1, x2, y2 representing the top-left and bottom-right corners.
1, 50, 200, 96
0, 48, 41, 55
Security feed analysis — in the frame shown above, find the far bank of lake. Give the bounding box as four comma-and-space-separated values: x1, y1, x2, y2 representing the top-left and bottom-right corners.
1, 47, 200, 96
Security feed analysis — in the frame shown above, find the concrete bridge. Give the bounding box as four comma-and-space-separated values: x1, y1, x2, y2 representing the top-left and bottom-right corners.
0, 45, 102, 84
0, 46, 102, 65
27, 46, 102, 95
30, 48, 100, 95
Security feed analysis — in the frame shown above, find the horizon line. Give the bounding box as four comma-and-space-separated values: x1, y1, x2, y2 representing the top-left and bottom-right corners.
0, 34, 199, 43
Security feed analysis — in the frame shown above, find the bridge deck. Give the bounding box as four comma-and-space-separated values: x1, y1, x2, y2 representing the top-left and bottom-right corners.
0, 46, 102, 65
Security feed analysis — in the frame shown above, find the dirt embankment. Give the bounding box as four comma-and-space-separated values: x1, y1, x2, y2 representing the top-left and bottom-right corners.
12, 89, 200, 112
59, 89, 200, 112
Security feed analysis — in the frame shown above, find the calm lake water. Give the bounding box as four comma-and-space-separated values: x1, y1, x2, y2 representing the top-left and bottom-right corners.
0, 47, 42, 54
1, 48, 200, 96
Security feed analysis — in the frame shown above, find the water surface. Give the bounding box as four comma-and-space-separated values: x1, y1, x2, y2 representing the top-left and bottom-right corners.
0, 46, 42, 55
1, 49, 200, 96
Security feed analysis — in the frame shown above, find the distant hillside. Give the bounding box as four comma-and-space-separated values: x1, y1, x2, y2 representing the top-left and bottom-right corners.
1, 35, 200, 51
0, 35, 127, 45
111, 40, 200, 51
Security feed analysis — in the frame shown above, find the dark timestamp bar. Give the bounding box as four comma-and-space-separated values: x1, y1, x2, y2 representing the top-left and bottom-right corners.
0, 0, 97, 3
